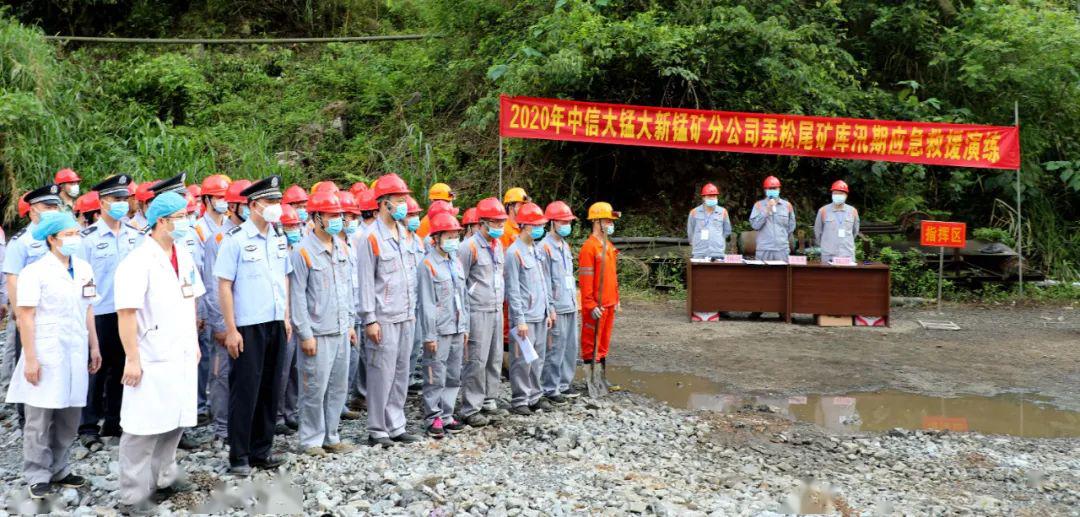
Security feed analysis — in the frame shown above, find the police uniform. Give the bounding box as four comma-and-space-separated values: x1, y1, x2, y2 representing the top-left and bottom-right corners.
687, 204, 732, 259
358, 217, 416, 440
814, 203, 860, 264
212, 176, 291, 469
193, 209, 230, 421
504, 237, 552, 409
456, 231, 505, 418
76, 175, 143, 439
538, 232, 579, 397
417, 247, 468, 428
749, 197, 796, 261
290, 231, 353, 449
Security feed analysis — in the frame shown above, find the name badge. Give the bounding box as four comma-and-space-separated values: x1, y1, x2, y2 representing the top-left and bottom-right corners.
82, 280, 97, 298
838, 228, 847, 238
564, 275, 575, 291
700, 229, 709, 241
181, 280, 195, 298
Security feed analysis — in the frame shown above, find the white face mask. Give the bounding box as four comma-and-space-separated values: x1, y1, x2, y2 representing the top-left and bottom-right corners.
260, 203, 283, 223
66, 184, 80, 197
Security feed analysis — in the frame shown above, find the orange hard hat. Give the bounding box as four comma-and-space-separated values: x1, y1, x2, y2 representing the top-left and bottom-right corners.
337, 191, 360, 214
75, 191, 100, 213
356, 189, 378, 211
544, 201, 576, 222
701, 183, 719, 196
476, 197, 508, 221
311, 181, 340, 195
405, 195, 422, 215
349, 182, 369, 197
225, 179, 252, 204
307, 191, 343, 214
830, 180, 849, 193
373, 173, 411, 199
135, 181, 159, 202
55, 168, 80, 184
280, 204, 301, 226
427, 199, 458, 218
763, 176, 781, 189
200, 174, 231, 197
515, 202, 548, 226
283, 184, 308, 204
18, 193, 30, 217
461, 207, 479, 226
429, 212, 462, 234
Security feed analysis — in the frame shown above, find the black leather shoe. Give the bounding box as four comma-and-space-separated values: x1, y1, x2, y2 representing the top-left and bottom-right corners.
251, 455, 286, 469
54, 474, 86, 488
367, 435, 394, 448
390, 432, 421, 444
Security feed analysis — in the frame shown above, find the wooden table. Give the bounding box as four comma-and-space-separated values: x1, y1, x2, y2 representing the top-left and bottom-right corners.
686, 260, 890, 324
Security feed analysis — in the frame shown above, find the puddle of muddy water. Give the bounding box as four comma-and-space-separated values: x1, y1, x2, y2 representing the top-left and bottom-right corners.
595, 367, 1080, 438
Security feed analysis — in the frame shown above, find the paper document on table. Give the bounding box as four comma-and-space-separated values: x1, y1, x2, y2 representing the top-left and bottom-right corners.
742, 259, 765, 265
690, 258, 711, 263
512, 328, 539, 364
764, 260, 787, 266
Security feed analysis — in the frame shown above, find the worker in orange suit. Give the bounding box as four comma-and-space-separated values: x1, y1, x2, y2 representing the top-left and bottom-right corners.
579, 202, 620, 387
416, 183, 455, 239
499, 187, 529, 250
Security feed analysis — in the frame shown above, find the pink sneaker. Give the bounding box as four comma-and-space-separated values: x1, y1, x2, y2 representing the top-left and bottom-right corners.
426, 417, 445, 438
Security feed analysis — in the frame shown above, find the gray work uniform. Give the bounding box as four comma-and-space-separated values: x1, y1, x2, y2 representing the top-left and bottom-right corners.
290, 232, 354, 448
201, 217, 238, 439
406, 233, 426, 386
417, 249, 469, 426
814, 203, 860, 264
118, 428, 183, 505
749, 197, 796, 261
358, 218, 416, 439
194, 215, 227, 417
504, 238, 552, 408
22, 406, 81, 485
348, 226, 371, 401
687, 205, 732, 259
538, 234, 579, 396
337, 233, 359, 418
456, 232, 505, 417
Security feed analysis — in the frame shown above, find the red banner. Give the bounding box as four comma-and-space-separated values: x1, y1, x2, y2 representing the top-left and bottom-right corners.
499, 95, 1020, 170
920, 221, 967, 248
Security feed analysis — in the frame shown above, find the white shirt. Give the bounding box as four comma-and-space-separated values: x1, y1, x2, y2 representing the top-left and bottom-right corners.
114, 237, 206, 435
5, 253, 95, 408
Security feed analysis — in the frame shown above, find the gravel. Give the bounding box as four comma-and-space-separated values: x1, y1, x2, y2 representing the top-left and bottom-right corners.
0, 386, 1075, 515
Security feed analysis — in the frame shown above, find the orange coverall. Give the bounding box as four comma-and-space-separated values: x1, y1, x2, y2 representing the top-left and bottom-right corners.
579, 234, 619, 362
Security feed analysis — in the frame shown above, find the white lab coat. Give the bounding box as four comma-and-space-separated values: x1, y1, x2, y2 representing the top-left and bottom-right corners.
114, 238, 205, 436
5, 253, 95, 409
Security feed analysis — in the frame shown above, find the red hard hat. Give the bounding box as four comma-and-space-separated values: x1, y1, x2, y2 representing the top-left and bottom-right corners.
701, 183, 719, 196
337, 191, 360, 214
476, 197, 508, 221
356, 189, 377, 211
311, 181, 339, 195
429, 212, 462, 234
830, 180, 849, 193
405, 195, 422, 215
280, 204, 300, 226
349, 182, 369, 197
461, 207, 479, 226
225, 179, 252, 204
18, 194, 29, 217
307, 191, 343, 214
373, 173, 411, 199
55, 168, 80, 184
544, 201, 576, 222
515, 202, 548, 226
283, 184, 308, 204
200, 174, 231, 197
75, 191, 100, 213
135, 181, 159, 202
763, 176, 781, 189
187, 184, 202, 198
185, 193, 199, 213
428, 199, 458, 218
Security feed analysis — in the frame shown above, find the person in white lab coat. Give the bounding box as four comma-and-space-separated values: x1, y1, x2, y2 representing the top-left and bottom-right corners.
5, 211, 101, 499
113, 192, 205, 514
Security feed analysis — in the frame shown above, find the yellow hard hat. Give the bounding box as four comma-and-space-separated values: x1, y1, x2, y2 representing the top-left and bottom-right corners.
503, 187, 529, 204
587, 202, 621, 221
429, 182, 454, 202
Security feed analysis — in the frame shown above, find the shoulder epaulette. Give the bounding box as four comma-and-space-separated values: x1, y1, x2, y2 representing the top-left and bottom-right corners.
469, 241, 478, 261
139, 226, 151, 236
227, 226, 243, 236
194, 225, 206, 242
126, 222, 142, 232
423, 258, 436, 277
11, 227, 27, 240
367, 233, 380, 257
298, 247, 312, 268
80, 226, 98, 237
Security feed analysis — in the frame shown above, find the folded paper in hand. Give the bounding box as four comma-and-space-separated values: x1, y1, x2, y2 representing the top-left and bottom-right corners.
512, 328, 539, 364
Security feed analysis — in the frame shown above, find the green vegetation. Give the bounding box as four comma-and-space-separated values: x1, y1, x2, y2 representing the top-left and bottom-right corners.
1, 0, 1078, 288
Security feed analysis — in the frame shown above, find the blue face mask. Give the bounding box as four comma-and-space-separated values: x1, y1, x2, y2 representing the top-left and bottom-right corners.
832, 194, 847, 205
285, 229, 301, 244
406, 216, 420, 232
486, 225, 504, 239
213, 200, 229, 214
765, 189, 780, 199
345, 219, 359, 235
239, 205, 250, 220
604, 223, 615, 236
107, 201, 129, 220
325, 217, 343, 235
390, 202, 408, 221
59, 236, 81, 257
529, 226, 545, 240
296, 208, 309, 222
170, 219, 191, 241
556, 224, 572, 237
440, 237, 460, 254
704, 198, 718, 208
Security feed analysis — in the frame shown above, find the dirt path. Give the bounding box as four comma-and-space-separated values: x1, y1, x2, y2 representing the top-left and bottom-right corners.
610, 296, 1080, 411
